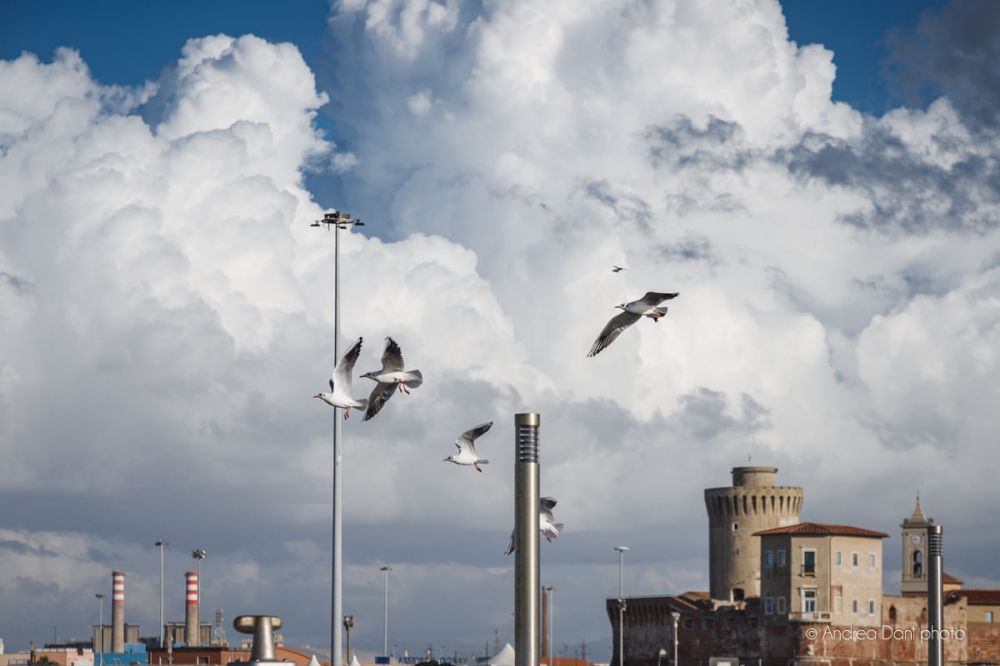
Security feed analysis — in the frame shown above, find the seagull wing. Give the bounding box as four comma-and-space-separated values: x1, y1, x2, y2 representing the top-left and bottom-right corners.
332, 337, 363, 393
381, 337, 405, 372
540, 497, 557, 511
505, 528, 515, 555
587, 311, 641, 357
460, 421, 493, 443
637, 291, 680, 307
363, 382, 396, 421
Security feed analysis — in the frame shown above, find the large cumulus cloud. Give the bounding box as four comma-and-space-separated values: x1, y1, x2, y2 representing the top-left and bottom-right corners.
2, 0, 999, 656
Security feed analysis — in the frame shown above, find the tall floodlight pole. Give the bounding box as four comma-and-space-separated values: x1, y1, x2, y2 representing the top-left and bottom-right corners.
192, 547, 206, 641
95, 593, 105, 666
614, 546, 629, 666
514, 413, 540, 666
380, 566, 392, 658
154, 540, 167, 647
671, 612, 680, 666
313, 210, 364, 666
927, 523, 943, 666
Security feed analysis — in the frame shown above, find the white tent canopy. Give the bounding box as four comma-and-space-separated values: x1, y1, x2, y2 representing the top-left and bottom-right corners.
489, 644, 515, 666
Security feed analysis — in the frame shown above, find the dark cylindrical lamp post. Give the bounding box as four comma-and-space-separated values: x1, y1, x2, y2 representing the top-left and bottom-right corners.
927, 523, 943, 666
514, 413, 540, 666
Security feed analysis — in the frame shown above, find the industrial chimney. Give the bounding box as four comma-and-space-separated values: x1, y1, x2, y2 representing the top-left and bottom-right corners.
185, 572, 200, 646
111, 571, 125, 653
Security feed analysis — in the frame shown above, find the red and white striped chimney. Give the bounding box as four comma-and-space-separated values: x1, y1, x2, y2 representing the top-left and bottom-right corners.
111, 571, 125, 653
184, 571, 200, 646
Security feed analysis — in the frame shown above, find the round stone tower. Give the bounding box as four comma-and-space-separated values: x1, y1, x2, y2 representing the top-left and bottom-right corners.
704, 466, 803, 602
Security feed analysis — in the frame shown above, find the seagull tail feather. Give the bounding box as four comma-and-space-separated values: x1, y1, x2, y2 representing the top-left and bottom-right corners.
406, 369, 424, 388
478, 459, 490, 465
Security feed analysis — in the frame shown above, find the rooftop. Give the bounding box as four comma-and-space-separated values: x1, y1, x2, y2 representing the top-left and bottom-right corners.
754, 522, 888, 538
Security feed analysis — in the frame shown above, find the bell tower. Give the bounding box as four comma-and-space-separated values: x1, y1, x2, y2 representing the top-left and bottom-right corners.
901, 495, 932, 596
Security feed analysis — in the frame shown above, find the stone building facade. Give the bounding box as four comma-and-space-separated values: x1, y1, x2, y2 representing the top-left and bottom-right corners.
609, 470, 1000, 666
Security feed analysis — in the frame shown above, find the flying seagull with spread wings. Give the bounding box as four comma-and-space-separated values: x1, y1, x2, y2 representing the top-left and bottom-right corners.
313, 337, 369, 419
611, 265, 626, 273
362, 337, 423, 421
505, 497, 564, 555
444, 422, 493, 472
587, 291, 679, 357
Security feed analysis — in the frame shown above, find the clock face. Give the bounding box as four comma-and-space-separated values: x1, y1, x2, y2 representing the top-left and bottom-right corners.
911, 534, 922, 545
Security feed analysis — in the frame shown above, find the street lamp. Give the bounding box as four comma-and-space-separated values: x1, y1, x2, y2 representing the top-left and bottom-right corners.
95, 593, 105, 666
313, 209, 364, 666
154, 540, 168, 647
343, 615, 354, 665
657, 648, 667, 666
380, 566, 392, 659
192, 549, 206, 578
671, 612, 680, 666
614, 546, 629, 666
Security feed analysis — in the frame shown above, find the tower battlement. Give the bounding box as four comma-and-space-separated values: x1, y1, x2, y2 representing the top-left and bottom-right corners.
704, 466, 803, 601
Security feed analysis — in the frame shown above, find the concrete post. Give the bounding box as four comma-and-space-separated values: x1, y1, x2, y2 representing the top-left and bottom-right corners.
514, 413, 540, 666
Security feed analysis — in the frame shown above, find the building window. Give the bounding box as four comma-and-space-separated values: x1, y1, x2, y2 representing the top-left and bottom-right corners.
985, 611, 994, 623
802, 589, 817, 615
732, 522, 739, 531
913, 550, 923, 576
834, 551, 842, 566
869, 600, 876, 615
778, 549, 786, 567
852, 599, 859, 614
765, 550, 774, 568
777, 596, 786, 614
803, 549, 817, 575
889, 605, 897, 622
868, 553, 876, 568
733, 587, 745, 601
765, 597, 774, 615
852, 552, 859, 567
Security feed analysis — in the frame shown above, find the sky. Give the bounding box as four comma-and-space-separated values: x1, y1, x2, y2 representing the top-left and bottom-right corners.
1, 0, 999, 660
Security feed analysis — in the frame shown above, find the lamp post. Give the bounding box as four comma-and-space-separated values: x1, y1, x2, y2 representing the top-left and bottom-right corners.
657, 648, 667, 666
95, 593, 105, 666
671, 612, 680, 666
154, 540, 167, 647
381, 566, 392, 659
614, 546, 629, 666
313, 210, 364, 666
343, 616, 354, 665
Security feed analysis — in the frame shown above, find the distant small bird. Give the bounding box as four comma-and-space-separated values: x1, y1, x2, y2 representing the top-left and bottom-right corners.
587, 291, 679, 357
362, 337, 423, 421
611, 265, 626, 273
444, 422, 493, 472
505, 497, 564, 555
314, 338, 369, 419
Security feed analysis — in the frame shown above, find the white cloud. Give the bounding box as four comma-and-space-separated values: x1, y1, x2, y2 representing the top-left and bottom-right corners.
2, 0, 1000, 653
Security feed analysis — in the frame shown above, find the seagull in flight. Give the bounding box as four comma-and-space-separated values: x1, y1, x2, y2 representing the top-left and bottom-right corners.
444, 422, 493, 472
505, 497, 564, 555
587, 291, 679, 357
314, 337, 368, 420
362, 337, 423, 421
611, 265, 626, 273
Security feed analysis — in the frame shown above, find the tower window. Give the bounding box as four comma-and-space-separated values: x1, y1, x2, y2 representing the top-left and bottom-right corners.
913, 550, 923, 576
